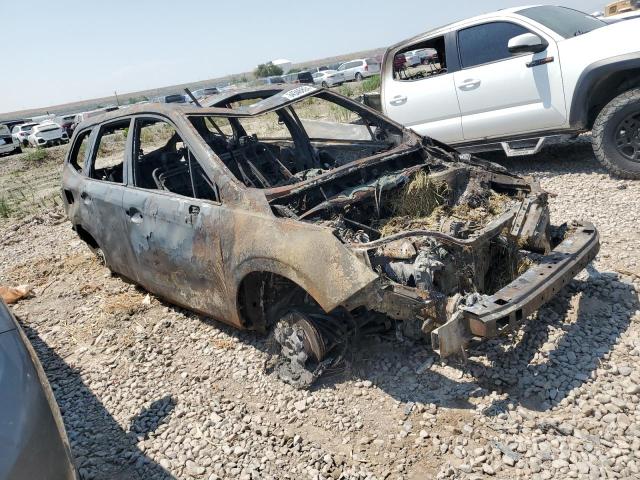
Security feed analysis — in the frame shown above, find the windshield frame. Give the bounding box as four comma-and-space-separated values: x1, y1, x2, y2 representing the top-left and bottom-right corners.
187, 90, 407, 191
517, 5, 606, 39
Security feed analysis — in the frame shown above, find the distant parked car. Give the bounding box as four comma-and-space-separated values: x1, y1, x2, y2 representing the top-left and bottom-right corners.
156, 94, 187, 104
192, 87, 220, 99
11, 122, 38, 147
402, 50, 423, 67
2, 119, 27, 133
27, 123, 69, 148
312, 70, 345, 88
259, 75, 285, 85
337, 58, 381, 82
56, 114, 77, 137
0, 124, 21, 156
308, 66, 331, 73
417, 48, 439, 63
283, 71, 314, 84
0, 298, 78, 479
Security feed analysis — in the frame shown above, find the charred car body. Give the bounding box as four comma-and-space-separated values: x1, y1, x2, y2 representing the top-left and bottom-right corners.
61, 85, 599, 386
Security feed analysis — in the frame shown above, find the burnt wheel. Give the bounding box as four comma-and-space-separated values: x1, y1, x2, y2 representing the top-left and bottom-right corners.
592, 88, 640, 179
265, 309, 350, 388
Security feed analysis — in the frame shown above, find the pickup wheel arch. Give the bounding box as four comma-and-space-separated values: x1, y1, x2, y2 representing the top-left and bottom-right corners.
570, 53, 640, 130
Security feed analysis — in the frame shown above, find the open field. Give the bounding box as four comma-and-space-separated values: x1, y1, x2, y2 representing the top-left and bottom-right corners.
1, 128, 639, 479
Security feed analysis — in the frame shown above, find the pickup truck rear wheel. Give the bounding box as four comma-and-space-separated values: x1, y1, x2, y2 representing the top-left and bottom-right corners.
592, 88, 640, 179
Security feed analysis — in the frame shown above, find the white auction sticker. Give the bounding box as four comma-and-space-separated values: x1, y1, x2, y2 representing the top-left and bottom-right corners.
282, 85, 317, 101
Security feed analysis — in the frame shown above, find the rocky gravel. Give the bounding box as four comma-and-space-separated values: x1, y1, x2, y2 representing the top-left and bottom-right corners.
1, 136, 639, 479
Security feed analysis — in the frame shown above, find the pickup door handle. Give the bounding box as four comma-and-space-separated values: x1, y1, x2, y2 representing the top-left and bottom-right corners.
126, 207, 144, 224
389, 95, 408, 106
80, 191, 91, 204
458, 79, 481, 91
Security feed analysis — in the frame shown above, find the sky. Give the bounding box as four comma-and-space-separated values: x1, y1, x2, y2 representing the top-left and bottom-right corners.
1, 0, 604, 114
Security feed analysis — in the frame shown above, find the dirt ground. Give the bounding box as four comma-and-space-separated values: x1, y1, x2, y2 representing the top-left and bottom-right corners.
0, 137, 639, 479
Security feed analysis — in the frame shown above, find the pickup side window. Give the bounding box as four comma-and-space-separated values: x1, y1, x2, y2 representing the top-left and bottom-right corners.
458, 22, 531, 69
68, 129, 92, 173
90, 120, 130, 183
393, 36, 447, 81
132, 117, 219, 202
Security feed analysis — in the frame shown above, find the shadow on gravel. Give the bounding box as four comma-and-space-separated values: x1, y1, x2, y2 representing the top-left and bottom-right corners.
129, 395, 176, 441
463, 271, 638, 413
19, 321, 175, 480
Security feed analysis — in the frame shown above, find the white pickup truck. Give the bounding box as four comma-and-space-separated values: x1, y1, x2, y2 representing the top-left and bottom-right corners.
373, 5, 640, 178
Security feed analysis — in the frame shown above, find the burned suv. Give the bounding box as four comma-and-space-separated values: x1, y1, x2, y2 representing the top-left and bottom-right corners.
62, 85, 598, 387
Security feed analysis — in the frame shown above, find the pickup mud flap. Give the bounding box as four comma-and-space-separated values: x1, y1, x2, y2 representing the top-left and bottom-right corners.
431, 222, 599, 357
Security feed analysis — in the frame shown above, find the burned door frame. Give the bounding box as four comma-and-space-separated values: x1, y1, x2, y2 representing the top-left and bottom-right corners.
120, 114, 230, 318
77, 117, 140, 280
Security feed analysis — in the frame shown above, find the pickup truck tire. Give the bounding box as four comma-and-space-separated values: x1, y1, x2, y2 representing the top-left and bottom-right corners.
592, 88, 640, 179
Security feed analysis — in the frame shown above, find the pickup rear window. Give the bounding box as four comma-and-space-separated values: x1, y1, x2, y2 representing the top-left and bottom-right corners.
517, 6, 605, 38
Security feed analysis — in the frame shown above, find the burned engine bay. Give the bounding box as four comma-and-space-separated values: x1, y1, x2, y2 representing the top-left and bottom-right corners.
268, 141, 549, 295
265, 137, 598, 377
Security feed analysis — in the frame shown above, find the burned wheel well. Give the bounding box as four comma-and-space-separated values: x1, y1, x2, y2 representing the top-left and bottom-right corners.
74, 224, 99, 250
237, 272, 317, 331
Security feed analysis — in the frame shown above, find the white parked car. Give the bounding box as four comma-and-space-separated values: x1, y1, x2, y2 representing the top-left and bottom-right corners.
0, 124, 21, 156
11, 123, 39, 146
312, 70, 345, 88
402, 50, 423, 67
27, 123, 69, 148
377, 5, 640, 178
337, 58, 381, 82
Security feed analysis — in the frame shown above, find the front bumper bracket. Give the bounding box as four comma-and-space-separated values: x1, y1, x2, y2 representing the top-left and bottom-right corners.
431, 222, 599, 357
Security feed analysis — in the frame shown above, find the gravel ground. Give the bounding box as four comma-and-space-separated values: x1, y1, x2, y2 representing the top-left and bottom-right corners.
1, 136, 639, 479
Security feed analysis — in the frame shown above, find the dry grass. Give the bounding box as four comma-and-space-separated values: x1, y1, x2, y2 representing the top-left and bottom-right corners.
6, 253, 98, 287
102, 291, 148, 315
380, 171, 511, 238
392, 171, 449, 218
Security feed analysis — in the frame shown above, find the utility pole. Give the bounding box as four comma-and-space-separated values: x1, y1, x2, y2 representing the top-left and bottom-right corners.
114, 91, 120, 106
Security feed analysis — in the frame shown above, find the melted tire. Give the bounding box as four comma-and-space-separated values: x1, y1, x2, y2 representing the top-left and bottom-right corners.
265, 310, 338, 389
592, 88, 640, 180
